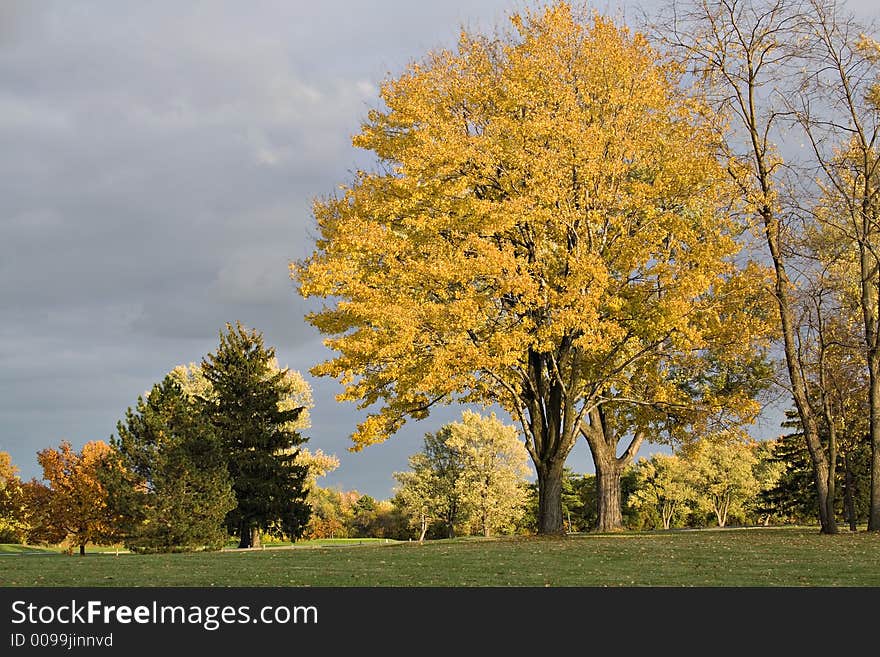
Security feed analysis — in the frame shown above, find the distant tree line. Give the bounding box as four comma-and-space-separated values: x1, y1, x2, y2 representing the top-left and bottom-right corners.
0, 323, 314, 554
1, 400, 873, 552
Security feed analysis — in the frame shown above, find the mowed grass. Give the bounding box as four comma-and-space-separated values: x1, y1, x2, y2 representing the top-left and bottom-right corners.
0, 544, 57, 555
233, 537, 399, 548
2, 527, 879, 587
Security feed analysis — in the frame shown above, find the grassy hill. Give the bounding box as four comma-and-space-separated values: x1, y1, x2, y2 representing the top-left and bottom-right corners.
2, 528, 879, 587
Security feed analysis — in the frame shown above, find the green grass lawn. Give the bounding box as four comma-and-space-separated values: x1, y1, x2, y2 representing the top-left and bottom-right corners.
2, 528, 879, 587
229, 537, 400, 549
0, 544, 58, 555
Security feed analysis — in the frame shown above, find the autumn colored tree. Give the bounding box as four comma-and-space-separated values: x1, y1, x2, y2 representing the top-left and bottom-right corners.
201, 322, 310, 548
26, 441, 117, 555
628, 453, 694, 529
304, 487, 364, 539
296, 448, 340, 490
656, 0, 872, 535
393, 426, 469, 539
445, 411, 531, 537
792, 3, 880, 529
395, 412, 536, 538
104, 376, 236, 553
393, 469, 437, 542
681, 432, 761, 527
368, 499, 411, 539
296, 448, 341, 532
20, 480, 60, 544
0, 452, 27, 543
295, 2, 772, 533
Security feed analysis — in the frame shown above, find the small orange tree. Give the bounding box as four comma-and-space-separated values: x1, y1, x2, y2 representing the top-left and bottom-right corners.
26, 441, 117, 555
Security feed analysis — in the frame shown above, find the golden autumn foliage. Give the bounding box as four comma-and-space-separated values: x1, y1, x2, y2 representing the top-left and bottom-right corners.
0, 452, 18, 483
296, 448, 340, 489
0, 451, 27, 542
25, 440, 117, 554
394, 411, 531, 539
169, 359, 314, 433
295, 2, 774, 532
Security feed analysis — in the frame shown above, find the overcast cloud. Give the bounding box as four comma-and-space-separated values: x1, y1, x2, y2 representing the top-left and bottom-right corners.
1, 0, 876, 499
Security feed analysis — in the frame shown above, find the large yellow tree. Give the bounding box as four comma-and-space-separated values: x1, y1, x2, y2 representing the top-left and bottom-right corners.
295, 2, 773, 533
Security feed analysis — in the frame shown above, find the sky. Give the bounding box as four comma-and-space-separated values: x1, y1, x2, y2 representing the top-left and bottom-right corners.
1, 0, 876, 499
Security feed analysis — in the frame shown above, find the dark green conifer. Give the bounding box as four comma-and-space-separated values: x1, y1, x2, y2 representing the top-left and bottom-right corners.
202, 322, 310, 548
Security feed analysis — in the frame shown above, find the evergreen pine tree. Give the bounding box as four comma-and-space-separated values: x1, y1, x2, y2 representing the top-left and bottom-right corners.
201, 322, 310, 548
106, 376, 235, 552
759, 409, 872, 528
757, 411, 820, 524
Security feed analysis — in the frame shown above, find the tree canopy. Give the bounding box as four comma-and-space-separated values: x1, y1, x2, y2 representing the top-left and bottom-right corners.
444, 411, 531, 537
25, 441, 117, 555
628, 453, 694, 529
681, 432, 761, 528
296, 1, 774, 533
393, 411, 531, 540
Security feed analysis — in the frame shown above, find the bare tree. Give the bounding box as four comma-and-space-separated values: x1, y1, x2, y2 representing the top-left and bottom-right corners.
656, 0, 838, 532
791, 0, 880, 530
793, 249, 868, 530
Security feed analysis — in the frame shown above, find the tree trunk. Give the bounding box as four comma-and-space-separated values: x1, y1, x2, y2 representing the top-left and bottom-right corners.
251, 527, 262, 549
443, 498, 458, 539
536, 461, 565, 535
418, 514, 427, 543
768, 240, 836, 533
79, 544, 85, 556
715, 506, 726, 528
662, 503, 673, 530
869, 364, 880, 531
819, 338, 840, 534
580, 411, 642, 533
810, 449, 836, 533
844, 451, 857, 532
518, 347, 579, 535
595, 456, 624, 532
237, 520, 252, 549
826, 424, 838, 534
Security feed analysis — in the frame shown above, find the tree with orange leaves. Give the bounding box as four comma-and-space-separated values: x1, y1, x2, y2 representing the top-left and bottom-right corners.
25, 441, 118, 555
